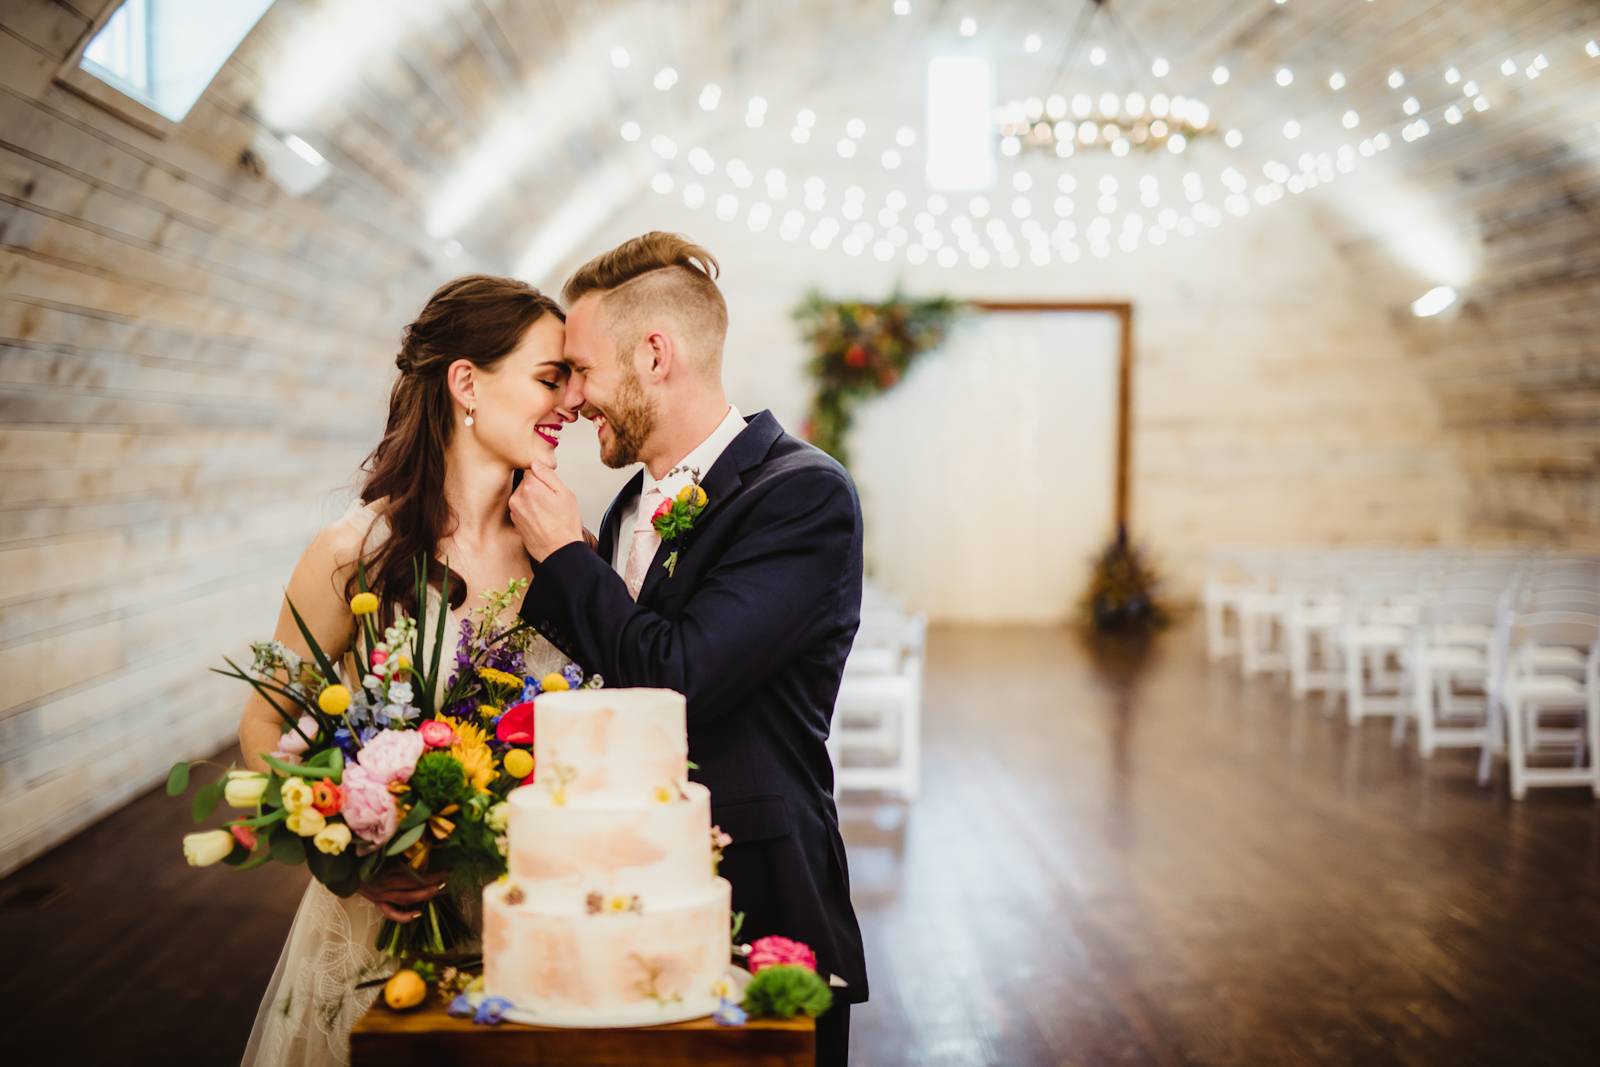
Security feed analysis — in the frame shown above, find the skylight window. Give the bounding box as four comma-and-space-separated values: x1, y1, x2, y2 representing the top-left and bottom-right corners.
76, 0, 275, 123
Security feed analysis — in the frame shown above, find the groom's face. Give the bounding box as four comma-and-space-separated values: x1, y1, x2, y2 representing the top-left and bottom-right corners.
565, 295, 658, 469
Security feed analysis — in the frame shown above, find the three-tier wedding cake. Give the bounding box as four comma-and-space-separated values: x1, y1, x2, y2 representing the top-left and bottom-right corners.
481, 688, 732, 1026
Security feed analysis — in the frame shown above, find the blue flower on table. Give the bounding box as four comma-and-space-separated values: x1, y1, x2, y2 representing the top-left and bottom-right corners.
713, 997, 747, 1026
447, 994, 473, 1018
473, 996, 515, 1025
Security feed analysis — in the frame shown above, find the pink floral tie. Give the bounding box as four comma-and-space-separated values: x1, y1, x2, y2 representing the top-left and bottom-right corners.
623, 488, 665, 600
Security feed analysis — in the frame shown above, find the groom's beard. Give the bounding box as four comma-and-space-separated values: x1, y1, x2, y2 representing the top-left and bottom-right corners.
596, 368, 657, 469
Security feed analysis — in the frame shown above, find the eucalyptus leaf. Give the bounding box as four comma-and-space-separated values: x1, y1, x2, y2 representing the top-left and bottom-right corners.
397, 802, 433, 833
386, 823, 426, 857
191, 780, 225, 824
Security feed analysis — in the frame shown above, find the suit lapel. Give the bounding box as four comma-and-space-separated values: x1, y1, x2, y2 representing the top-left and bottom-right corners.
596, 470, 644, 568
635, 411, 785, 605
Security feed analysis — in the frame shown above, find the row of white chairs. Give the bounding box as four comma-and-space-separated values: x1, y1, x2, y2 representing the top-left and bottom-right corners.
1205, 548, 1600, 800
827, 583, 926, 800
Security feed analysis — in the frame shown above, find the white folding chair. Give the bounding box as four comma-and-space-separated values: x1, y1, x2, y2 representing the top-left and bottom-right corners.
1398, 588, 1498, 756
831, 611, 926, 800
1286, 567, 1344, 702
1339, 572, 1421, 725
1498, 612, 1599, 799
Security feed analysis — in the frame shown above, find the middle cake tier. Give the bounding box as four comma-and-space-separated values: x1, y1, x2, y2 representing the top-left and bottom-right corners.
506, 781, 716, 906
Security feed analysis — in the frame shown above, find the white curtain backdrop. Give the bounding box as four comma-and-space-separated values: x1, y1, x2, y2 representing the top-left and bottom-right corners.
850, 310, 1121, 624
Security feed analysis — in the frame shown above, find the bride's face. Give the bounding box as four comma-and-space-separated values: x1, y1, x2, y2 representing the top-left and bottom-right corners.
463, 315, 579, 469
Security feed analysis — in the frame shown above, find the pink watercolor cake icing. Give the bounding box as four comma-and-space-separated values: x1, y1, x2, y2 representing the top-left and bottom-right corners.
481, 688, 732, 1026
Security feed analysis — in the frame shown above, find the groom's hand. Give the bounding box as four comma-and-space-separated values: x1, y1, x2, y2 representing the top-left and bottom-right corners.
510, 459, 584, 563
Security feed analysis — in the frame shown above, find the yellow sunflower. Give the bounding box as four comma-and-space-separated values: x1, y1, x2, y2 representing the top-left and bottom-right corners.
450, 721, 496, 793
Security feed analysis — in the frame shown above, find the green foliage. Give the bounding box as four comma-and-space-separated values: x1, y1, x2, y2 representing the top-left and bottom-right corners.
793, 290, 962, 466
191, 779, 225, 824
166, 762, 191, 796
741, 964, 834, 1019
411, 751, 469, 810
306, 843, 360, 896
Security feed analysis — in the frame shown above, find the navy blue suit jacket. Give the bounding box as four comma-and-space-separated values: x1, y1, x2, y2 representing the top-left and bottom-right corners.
520, 410, 869, 1002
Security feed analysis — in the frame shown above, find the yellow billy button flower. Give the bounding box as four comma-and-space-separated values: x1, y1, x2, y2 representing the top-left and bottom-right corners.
318, 684, 352, 716
540, 673, 569, 693
676, 484, 709, 508
391, 654, 411, 676
606, 895, 631, 913
503, 748, 534, 779
653, 786, 674, 804
349, 592, 380, 616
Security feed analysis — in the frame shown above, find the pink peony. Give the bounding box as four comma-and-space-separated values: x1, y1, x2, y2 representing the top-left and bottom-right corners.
339, 764, 398, 847
419, 719, 456, 749
274, 715, 320, 759
355, 728, 425, 784
747, 936, 817, 974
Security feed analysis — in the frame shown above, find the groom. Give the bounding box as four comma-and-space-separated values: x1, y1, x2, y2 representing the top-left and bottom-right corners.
508, 232, 867, 1065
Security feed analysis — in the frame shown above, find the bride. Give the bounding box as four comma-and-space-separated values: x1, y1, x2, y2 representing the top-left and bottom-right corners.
238, 275, 583, 1066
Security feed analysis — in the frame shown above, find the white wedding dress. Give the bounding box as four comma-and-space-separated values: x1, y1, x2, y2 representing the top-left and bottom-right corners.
242, 501, 568, 1067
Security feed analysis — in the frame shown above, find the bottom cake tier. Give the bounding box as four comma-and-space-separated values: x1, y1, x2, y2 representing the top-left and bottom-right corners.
481, 876, 733, 1027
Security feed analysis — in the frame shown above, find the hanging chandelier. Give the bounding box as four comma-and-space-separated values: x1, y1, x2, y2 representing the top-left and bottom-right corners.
994, 0, 1217, 158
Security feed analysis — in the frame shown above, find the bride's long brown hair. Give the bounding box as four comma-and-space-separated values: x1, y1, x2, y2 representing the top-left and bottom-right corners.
351, 274, 565, 617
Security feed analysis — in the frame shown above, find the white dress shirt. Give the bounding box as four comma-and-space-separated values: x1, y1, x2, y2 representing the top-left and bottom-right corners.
611, 405, 745, 576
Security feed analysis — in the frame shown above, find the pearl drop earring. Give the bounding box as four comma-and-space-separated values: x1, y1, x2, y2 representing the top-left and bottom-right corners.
465, 408, 475, 427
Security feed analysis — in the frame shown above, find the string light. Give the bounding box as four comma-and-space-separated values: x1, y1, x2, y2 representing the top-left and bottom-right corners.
601, 28, 1582, 271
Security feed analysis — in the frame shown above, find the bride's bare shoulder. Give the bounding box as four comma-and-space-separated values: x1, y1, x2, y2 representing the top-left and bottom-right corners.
300, 499, 388, 578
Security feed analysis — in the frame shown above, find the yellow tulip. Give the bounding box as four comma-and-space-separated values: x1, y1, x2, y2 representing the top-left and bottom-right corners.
280, 777, 313, 814
350, 592, 379, 616
287, 807, 326, 837
182, 829, 235, 867
318, 684, 352, 716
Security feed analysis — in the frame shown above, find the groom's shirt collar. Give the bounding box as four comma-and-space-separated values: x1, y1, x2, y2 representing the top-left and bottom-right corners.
641, 404, 745, 501
611, 405, 743, 574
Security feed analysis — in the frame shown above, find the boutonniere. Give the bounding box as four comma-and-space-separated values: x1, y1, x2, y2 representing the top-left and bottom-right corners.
651, 473, 709, 578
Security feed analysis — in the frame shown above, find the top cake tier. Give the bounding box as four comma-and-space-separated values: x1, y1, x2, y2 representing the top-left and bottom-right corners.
533, 688, 688, 803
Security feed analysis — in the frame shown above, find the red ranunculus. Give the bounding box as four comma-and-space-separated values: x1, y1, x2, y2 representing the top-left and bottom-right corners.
843, 343, 869, 368
652, 498, 674, 523
311, 778, 344, 817
230, 824, 258, 851
496, 701, 536, 746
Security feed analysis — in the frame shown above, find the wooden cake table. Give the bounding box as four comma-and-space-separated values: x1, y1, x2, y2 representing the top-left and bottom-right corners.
350, 1000, 815, 1067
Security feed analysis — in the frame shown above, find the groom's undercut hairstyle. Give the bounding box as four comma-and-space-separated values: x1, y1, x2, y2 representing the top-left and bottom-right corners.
563, 232, 729, 377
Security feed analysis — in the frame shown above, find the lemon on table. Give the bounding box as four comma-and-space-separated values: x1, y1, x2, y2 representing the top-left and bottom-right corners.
383, 969, 427, 1011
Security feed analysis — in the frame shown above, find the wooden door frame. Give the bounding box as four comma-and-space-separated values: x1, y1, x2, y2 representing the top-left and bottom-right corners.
968, 301, 1134, 529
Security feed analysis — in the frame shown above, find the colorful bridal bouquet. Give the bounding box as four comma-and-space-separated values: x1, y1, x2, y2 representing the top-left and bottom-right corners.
170, 558, 600, 956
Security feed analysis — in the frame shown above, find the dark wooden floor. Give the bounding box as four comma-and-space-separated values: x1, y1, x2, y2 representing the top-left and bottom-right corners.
4, 623, 1599, 1065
